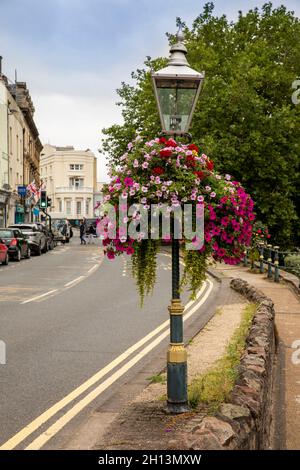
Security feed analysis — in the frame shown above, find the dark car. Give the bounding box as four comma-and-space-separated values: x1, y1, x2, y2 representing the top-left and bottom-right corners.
0, 228, 30, 261
8, 224, 47, 255
0, 238, 9, 265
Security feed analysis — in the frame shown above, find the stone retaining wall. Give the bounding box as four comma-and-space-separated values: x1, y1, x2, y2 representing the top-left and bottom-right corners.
184, 278, 276, 450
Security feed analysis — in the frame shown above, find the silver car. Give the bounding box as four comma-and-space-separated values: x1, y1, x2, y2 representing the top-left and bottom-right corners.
8, 223, 48, 255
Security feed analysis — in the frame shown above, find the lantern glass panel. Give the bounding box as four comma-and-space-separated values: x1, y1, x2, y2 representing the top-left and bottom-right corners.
155, 79, 199, 133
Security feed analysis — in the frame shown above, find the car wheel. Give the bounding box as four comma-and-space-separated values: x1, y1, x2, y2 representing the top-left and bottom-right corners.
26, 248, 31, 259
42, 243, 48, 254
2, 254, 9, 265
36, 245, 42, 256
15, 249, 21, 262
49, 240, 54, 250
65, 237, 70, 244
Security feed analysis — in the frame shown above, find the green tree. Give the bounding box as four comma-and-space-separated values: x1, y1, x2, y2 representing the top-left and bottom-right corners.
101, 2, 300, 248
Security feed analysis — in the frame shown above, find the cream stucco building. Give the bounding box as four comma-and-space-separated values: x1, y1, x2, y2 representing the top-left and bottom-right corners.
0, 57, 42, 227
40, 144, 97, 221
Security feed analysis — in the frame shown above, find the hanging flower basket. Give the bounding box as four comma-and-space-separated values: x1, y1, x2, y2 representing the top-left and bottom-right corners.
98, 136, 255, 303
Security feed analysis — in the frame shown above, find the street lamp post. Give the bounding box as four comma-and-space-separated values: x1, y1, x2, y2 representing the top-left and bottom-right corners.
152, 26, 204, 413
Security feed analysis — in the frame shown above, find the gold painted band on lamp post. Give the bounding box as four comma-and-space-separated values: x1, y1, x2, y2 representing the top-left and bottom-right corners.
168, 298, 184, 315
167, 343, 187, 363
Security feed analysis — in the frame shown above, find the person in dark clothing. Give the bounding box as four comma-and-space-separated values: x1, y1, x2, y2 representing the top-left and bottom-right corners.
79, 220, 86, 245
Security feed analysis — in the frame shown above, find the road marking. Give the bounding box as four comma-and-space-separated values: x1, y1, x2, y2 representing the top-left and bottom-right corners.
21, 290, 58, 304
25, 279, 214, 450
87, 264, 98, 274
0, 279, 213, 450
64, 276, 85, 287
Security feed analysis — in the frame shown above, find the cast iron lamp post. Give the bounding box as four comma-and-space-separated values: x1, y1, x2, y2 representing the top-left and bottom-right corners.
152, 26, 204, 413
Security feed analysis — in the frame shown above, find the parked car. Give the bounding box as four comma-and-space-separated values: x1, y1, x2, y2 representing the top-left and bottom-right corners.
8, 224, 47, 255
0, 228, 31, 261
52, 219, 72, 244
35, 222, 55, 251
0, 238, 9, 265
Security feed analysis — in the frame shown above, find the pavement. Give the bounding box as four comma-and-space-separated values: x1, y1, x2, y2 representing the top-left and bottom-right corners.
210, 263, 300, 450
89, 263, 300, 451
0, 234, 220, 450
92, 280, 247, 451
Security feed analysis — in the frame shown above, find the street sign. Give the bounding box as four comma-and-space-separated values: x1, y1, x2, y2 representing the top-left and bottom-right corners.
18, 185, 27, 197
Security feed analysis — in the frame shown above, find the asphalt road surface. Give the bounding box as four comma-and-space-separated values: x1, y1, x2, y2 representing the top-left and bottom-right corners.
0, 234, 219, 450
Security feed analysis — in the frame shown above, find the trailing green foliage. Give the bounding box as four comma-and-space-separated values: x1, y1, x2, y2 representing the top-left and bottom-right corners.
181, 248, 209, 299
188, 303, 257, 410
101, 3, 300, 248
131, 239, 158, 305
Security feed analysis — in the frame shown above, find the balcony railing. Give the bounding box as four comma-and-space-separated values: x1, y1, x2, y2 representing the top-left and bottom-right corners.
55, 186, 93, 193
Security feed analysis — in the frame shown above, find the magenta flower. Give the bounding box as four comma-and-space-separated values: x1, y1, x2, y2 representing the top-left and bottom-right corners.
221, 217, 229, 226
126, 246, 134, 255
107, 251, 115, 260
124, 177, 134, 187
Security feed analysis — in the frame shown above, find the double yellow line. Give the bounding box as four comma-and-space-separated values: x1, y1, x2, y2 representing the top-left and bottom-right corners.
1, 279, 213, 450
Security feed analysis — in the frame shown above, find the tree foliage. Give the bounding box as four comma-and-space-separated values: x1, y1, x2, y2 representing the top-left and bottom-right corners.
101, 2, 300, 247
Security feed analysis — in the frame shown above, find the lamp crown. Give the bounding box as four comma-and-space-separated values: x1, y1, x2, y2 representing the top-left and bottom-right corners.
169, 25, 189, 67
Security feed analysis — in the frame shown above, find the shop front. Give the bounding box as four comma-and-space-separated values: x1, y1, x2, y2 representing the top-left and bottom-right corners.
0, 192, 9, 228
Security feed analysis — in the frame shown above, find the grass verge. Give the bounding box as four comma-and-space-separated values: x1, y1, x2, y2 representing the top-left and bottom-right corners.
188, 303, 257, 411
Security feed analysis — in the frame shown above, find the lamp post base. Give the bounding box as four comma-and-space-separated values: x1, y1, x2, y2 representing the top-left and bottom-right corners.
166, 402, 190, 415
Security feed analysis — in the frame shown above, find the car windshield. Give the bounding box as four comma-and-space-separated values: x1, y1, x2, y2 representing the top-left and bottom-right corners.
0, 230, 13, 238
12, 226, 36, 232
53, 221, 65, 229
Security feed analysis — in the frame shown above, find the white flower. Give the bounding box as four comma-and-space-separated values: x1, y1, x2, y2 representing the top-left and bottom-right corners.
142, 161, 149, 169
142, 186, 148, 193
205, 186, 211, 192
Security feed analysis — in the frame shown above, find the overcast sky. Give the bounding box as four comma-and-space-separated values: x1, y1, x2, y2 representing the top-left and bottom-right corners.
0, 0, 299, 182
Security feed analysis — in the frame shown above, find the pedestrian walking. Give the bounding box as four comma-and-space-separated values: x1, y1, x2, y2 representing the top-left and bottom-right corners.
79, 220, 86, 245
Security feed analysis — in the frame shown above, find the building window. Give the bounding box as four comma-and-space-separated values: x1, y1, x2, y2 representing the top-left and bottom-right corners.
85, 199, 90, 215
59, 200, 62, 212
9, 127, 12, 155
70, 164, 83, 171
76, 201, 81, 215
66, 200, 71, 215
70, 177, 84, 189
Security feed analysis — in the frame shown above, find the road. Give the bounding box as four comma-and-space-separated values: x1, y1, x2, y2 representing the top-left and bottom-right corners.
0, 234, 219, 450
